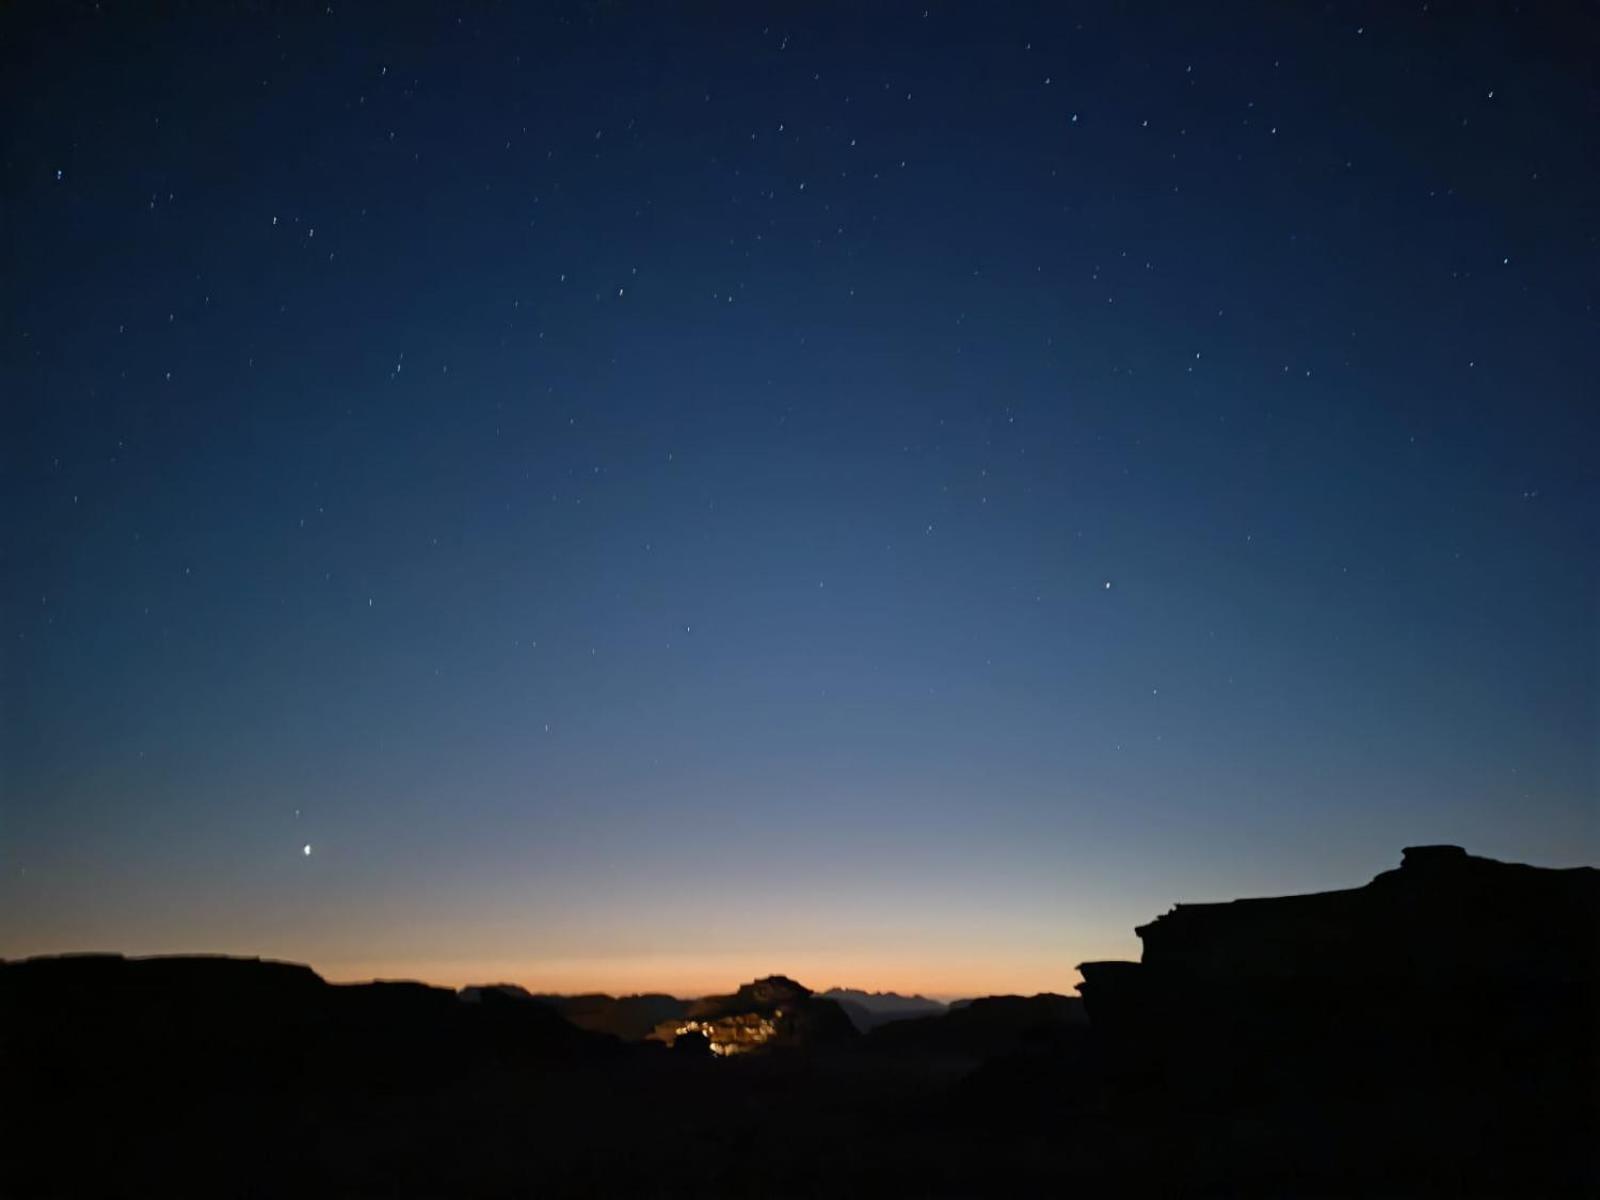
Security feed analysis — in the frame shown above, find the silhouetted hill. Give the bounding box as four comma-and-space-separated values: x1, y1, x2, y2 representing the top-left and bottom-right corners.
0, 952, 619, 1101
520, 990, 689, 1040
818, 987, 946, 1031
865, 992, 1087, 1061
459, 981, 535, 1002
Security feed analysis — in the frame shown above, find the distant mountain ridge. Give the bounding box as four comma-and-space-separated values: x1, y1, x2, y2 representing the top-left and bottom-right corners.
818, 987, 948, 1031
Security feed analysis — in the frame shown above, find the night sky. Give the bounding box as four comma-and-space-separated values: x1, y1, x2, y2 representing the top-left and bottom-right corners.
2, 2, 1595, 997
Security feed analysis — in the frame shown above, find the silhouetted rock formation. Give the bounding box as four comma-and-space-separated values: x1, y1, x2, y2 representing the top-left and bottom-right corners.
1078, 845, 1600, 1194
649, 975, 859, 1054
4, 848, 1594, 1197
819, 987, 947, 1031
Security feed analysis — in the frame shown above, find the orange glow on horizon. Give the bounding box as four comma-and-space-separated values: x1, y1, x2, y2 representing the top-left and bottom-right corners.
309, 943, 1132, 1000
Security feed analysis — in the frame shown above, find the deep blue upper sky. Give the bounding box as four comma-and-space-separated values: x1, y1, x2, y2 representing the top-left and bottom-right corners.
2, 2, 1595, 995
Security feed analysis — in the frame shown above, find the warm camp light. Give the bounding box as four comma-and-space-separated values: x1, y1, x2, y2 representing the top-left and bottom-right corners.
669, 1015, 780, 1056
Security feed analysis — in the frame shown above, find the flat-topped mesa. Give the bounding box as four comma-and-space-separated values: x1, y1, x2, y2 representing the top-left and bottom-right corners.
0, 952, 327, 992
1398, 842, 1469, 868
1123, 844, 1598, 985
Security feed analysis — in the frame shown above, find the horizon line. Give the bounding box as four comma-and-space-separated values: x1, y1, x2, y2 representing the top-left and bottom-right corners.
1, 947, 1091, 1005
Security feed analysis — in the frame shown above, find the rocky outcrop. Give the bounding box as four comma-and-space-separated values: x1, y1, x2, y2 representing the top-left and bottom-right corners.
1077, 845, 1600, 1162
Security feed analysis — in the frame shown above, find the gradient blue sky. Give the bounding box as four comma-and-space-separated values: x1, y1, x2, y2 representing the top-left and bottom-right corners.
2, 2, 1595, 997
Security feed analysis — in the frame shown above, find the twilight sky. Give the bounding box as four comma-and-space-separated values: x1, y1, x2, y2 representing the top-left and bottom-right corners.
2, 2, 1595, 998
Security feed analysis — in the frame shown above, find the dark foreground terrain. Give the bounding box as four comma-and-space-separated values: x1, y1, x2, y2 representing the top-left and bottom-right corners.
4, 846, 1596, 1198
